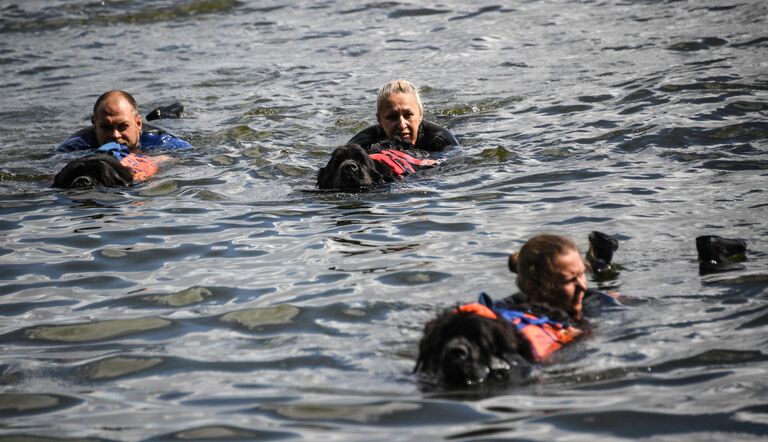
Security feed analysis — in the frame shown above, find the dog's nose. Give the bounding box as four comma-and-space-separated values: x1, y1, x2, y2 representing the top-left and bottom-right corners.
72, 176, 95, 189
343, 162, 359, 172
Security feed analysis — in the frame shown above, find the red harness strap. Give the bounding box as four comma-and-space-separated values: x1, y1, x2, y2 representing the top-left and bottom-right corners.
455, 302, 582, 362
511, 315, 581, 362
369, 149, 430, 177
455, 303, 498, 319
120, 154, 159, 182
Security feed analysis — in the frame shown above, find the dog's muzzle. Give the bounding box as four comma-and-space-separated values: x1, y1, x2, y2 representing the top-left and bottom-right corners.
335, 159, 372, 190
440, 336, 490, 385
71, 175, 95, 189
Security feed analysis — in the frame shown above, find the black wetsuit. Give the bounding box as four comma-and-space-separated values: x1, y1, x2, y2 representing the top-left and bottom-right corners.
348, 121, 459, 152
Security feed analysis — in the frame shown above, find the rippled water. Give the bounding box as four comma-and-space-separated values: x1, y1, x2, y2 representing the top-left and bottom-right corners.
1, 0, 767, 440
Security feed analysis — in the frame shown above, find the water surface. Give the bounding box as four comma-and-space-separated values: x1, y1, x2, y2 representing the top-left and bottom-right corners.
1, 0, 767, 440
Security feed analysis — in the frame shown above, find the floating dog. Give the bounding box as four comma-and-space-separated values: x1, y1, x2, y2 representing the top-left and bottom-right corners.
414, 295, 583, 387
316, 143, 436, 192
414, 300, 534, 387
52, 142, 160, 189
417, 232, 620, 387
52, 154, 133, 189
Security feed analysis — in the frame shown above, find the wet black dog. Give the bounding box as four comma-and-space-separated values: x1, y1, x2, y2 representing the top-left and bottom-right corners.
420, 232, 621, 387
414, 310, 532, 387
316, 143, 396, 192
52, 154, 133, 189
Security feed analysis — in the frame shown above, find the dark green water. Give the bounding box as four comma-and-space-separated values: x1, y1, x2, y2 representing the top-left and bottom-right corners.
1, 1, 767, 440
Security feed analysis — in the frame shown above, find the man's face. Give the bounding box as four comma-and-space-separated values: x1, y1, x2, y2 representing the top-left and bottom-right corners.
92, 97, 142, 148
376, 92, 423, 146
539, 248, 588, 321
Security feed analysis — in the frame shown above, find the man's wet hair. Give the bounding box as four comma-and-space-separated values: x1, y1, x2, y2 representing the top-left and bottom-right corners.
92, 90, 139, 117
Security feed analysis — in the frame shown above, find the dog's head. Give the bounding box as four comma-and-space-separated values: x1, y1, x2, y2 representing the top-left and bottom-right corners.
316, 144, 391, 191
414, 310, 531, 387
53, 154, 133, 189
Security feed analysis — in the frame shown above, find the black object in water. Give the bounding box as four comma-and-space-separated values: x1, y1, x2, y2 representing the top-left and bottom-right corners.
587, 231, 619, 274
52, 154, 133, 189
146, 102, 184, 121
696, 235, 747, 275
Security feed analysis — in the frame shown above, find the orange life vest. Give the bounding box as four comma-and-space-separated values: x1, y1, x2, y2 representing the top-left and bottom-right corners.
455, 302, 581, 362
120, 153, 159, 182
369, 149, 429, 177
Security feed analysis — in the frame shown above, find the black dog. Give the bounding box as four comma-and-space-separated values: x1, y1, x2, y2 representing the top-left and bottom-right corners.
317, 144, 394, 192
52, 154, 133, 189
414, 310, 532, 387
422, 232, 621, 388
317, 143, 437, 192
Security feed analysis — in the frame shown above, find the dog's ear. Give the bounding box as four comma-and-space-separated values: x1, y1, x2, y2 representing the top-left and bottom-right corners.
508, 252, 520, 273
98, 158, 133, 187
492, 321, 533, 361
414, 312, 451, 373
317, 145, 351, 189
414, 316, 437, 373
316, 165, 331, 189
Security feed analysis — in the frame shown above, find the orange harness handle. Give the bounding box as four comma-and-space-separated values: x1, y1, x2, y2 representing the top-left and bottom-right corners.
455, 301, 582, 362
120, 154, 159, 182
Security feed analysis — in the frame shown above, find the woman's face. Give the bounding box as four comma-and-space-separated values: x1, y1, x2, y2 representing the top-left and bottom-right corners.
538, 248, 588, 320
377, 92, 423, 145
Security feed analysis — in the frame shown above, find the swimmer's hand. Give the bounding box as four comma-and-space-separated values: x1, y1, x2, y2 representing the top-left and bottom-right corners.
152, 154, 172, 165
97, 142, 131, 160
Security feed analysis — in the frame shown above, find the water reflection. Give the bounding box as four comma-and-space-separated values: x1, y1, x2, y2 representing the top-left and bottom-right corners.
1, 0, 767, 440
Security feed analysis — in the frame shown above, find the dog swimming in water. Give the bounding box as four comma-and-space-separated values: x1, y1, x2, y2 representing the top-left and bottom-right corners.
416, 232, 622, 388
316, 142, 437, 192
52, 154, 134, 189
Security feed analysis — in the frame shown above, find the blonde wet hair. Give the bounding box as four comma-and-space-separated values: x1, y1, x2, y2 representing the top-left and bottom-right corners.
376, 79, 423, 116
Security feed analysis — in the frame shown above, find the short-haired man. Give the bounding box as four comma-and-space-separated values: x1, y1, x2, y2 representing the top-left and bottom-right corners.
53, 90, 190, 187
56, 90, 191, 152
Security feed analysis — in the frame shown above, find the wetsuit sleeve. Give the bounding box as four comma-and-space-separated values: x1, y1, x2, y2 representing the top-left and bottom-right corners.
138, 123, 192, 150
56, 127, 98, 152
347, 124, 384, 150
417, 121, 460, 151
139, 132, 192, 150
582, 288, 625, 318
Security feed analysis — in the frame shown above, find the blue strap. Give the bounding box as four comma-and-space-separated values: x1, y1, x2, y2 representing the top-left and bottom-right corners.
478, 292, 495, 309
477, 292, 564, 330
96, 142, 131, 160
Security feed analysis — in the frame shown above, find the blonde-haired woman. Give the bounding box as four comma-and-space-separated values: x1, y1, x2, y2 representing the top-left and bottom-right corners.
348, 79, 459, 152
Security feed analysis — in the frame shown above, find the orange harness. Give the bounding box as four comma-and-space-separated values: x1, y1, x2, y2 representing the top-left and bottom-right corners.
119, 153, 159, 182
368, 149, 430, 177
456, 302, 582, 362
